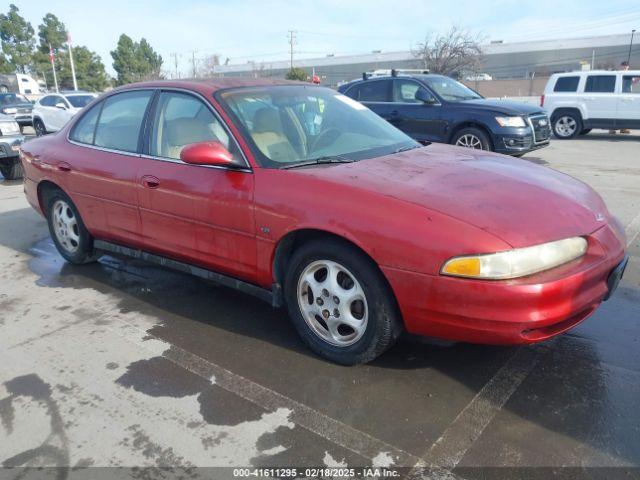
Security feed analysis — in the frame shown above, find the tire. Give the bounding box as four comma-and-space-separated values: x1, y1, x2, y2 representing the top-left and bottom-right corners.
552, 112, 582, 139
579, 128, 592, 136
0, 160, 23, 180
451, 127, 492, 151
284, 238, 402, 365
44, 188, 98, 264
33, 118, 47, 137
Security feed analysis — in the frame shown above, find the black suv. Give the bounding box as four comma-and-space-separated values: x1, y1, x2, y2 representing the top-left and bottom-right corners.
338, 73, 550, 156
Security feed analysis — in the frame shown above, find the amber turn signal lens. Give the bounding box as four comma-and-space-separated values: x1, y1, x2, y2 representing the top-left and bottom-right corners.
441, 257, 481, 276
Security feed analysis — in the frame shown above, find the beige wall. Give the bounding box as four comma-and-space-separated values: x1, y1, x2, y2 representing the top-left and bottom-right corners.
463, 77, 551, 98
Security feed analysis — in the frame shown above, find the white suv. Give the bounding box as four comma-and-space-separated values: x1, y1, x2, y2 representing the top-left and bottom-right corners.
541, 70, 640, 138
32, 91, 97, 136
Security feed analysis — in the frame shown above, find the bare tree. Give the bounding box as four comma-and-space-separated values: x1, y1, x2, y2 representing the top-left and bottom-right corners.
412, 26, 483, 77
197, 53, 221, 77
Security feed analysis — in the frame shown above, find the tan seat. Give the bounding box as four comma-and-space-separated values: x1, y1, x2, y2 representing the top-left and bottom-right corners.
251, 108, 298, 162
163, 118, 217, 159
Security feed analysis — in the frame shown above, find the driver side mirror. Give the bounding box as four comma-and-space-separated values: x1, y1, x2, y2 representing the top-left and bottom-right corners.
180, 141, 237, 167
415, 89, 438, 105
55, 102, 67, 110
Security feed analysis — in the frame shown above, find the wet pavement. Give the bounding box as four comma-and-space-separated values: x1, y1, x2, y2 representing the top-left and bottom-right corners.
1, 134, 639, 478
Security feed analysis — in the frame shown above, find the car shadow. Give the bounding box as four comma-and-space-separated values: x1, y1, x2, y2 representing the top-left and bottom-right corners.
0, 206, 638, 467
578, 132, 640, 142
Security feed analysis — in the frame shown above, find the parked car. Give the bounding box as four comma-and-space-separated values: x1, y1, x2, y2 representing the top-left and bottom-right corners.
0, 92, 33, 130
465, 73, 493, 81
20, 79, 627, 365
0, 113, 25, 179
32, 91, 98, 136
338, 72, 550, 157
542, 70, 640, 138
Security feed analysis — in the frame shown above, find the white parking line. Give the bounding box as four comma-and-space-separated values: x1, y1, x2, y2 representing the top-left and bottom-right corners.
411, 343, 551, 473
625, 211, 640, 248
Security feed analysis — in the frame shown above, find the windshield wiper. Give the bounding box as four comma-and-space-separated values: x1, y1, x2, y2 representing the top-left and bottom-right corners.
280, 155, 355, 169
394, 144, 423, 153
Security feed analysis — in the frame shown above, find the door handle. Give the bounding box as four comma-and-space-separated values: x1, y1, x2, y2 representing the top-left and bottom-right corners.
57, 162, 72, 172
141, 175, 160, 189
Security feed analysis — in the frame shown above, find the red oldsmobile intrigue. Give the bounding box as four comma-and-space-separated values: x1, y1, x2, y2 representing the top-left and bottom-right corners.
21, 79, 628, 365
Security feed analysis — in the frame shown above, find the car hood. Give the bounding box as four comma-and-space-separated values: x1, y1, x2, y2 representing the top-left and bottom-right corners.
455, 99, 544, 116
294, 144, 608, 248
2, 102, 32, 110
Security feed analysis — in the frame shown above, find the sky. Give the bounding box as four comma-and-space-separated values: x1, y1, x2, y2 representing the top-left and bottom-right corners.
11, 0, 640, 77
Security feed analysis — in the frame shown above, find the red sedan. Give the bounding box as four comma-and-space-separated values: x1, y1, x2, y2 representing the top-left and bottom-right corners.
20, 79, 628, 365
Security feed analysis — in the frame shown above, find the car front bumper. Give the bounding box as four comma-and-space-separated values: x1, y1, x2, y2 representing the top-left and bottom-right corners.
382, 222, 626, 345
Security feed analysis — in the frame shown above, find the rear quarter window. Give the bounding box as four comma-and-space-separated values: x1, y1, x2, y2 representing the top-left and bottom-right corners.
553, 76, 580, 92
584, 75, 616, 93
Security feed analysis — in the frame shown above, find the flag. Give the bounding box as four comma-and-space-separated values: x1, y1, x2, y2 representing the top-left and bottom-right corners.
49, 46, 55, 62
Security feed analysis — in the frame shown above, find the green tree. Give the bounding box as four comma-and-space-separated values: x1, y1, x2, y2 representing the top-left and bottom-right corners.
111, 34, 163, 85
136, 38, 162, 79
0, 52, 13, 74
37, 13, 66, 53
285, 67, 307, 81
0, 4, 35, 73
57, 46, 110, 91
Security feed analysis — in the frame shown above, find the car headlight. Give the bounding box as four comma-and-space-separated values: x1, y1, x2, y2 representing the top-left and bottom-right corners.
495, 116, 526, 128
0, 121, 20, 135
1, 107, 18, 115
441, 237, 588, 280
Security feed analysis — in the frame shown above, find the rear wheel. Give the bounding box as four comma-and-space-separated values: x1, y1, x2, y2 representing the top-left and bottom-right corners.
451, 127, 492, 151
0, 160, 23, 180
284, 239, 402, 365
44, 189, 98, 264
552, 112, 582, 139
33, 118, 47, 137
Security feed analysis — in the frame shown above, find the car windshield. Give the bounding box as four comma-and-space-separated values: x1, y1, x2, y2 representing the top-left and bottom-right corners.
67, 95, 95, 108
422, 76, 483, 102
217, 85, 419, 168
0, 93, 30, 105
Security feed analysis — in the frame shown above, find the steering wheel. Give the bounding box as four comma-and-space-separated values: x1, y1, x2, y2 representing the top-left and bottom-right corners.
310, 127, 342, 154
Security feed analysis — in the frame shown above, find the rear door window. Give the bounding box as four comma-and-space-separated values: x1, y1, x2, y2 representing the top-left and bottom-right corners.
94, 90, 153, 153
553, 76, 580, 92
584, 75, 616, 93
348, 80, 391, 102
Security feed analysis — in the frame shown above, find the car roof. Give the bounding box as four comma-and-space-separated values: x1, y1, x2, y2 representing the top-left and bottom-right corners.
551, 70, 640, 76
113, 77, 306, 95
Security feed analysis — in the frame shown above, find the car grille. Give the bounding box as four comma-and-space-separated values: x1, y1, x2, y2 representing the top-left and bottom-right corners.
528, 114, 551, 144
17, 107, 31, 114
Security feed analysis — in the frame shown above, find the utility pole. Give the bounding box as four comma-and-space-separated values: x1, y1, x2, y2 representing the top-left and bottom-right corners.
67, 33, 78, 91
628, 29, 636, 65
288, 30, 297, 69
192, 51, 197, 78
170, 52, 180, 79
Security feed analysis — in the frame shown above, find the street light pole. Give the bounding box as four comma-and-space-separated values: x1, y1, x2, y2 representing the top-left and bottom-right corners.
628, 29, 636, 65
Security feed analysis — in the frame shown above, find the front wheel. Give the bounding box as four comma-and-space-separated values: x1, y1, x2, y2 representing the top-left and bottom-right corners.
0, 160, 23, 180
33, 118, 47, 137
45, 189, 98, 264
552, 113, 582, 139
451, 127, 492, 151
284, 239, 402, 365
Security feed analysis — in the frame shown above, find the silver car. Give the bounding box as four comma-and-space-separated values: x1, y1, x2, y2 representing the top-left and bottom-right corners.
0, 113, 25, 180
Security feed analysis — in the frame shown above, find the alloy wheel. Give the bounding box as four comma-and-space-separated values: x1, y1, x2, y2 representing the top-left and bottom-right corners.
555, 116, 577, 137
52, 199, 80, 253
456, 134, 484, 149
35, 120, 46, 136
297, 260, 368, 347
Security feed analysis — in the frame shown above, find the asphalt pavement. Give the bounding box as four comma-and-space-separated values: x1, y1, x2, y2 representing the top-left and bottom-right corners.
0, 131, 639, 479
